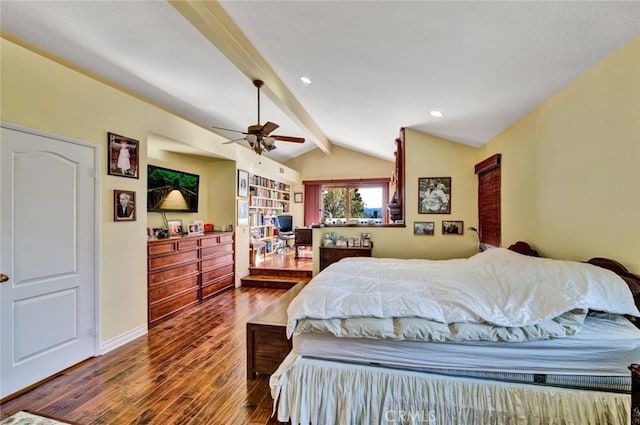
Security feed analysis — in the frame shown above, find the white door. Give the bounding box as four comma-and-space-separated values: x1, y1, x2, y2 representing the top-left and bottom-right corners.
0, 124, 98, 399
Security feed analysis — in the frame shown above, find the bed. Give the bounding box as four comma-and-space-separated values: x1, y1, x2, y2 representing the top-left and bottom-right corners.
270, 243, 640, 425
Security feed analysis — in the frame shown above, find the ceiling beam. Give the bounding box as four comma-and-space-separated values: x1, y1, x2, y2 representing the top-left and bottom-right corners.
169, 0, 332, 155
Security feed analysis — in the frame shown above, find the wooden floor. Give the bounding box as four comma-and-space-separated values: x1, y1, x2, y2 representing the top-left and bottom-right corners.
0, 286, 295, 424
254, 247, 313, 270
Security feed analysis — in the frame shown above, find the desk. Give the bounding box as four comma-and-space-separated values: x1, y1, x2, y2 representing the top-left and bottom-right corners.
249, 240, 266, 266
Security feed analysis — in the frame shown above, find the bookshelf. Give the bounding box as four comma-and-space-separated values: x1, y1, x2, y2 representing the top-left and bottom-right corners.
249, 173, 290, 256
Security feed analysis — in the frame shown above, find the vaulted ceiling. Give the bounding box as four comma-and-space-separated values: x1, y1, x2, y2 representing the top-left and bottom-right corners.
2, 1, 639, 163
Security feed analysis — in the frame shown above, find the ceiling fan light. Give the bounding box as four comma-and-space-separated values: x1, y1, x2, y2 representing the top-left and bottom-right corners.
264, 136, 275, 147
246, 134, 258, 145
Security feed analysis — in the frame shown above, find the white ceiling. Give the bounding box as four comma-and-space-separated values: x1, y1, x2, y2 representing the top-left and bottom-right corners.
1, 1, 639, 163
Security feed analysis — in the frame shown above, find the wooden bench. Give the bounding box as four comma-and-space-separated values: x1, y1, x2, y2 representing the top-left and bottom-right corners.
246, 282, 305, 378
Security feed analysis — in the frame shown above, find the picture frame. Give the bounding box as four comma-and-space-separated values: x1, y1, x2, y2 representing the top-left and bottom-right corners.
153, 228, 168, 239
413, 221, 434, 235
237, 169, 249, 198
238, 199, 249, 226
193, 220, 204, 233
114, 190, 136, 221
294, 192, 303, 203
187, 223, 200, 236
442, 220, 464, 235
108, 132, 139, 179
418, 177, 451, 214
167, 219, 183, 237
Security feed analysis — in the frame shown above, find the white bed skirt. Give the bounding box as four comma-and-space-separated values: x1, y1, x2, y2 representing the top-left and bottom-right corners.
270, 355, 630, 425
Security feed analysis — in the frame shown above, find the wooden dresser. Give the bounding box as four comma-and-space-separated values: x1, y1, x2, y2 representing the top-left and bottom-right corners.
147, 232, 234, 326
319, 245, 373, 271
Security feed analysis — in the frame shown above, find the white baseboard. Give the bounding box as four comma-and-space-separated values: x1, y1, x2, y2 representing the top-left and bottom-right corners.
99, 323, 148, 355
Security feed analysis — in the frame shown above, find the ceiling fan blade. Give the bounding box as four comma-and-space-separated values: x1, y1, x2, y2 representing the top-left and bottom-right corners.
211, 125, 247, 134
261, 121, 279, 135
222, 137, 246, 145
272, 135, 305, 143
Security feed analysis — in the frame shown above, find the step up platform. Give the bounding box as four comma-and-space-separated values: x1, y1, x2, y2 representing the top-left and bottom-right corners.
241, 267, 312, 289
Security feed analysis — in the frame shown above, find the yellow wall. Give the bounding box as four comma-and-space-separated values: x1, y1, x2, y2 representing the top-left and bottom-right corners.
290, 136, 478, 273
0, 37, 301, 344
481, 36, 640, 272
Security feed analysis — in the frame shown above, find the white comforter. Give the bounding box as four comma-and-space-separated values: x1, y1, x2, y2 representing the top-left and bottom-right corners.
286, 248, 639, 339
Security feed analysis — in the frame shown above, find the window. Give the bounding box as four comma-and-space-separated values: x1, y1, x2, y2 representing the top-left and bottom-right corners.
304, 178, 390, 225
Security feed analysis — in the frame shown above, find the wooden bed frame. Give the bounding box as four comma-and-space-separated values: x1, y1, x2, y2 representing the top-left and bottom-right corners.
507, 241, 640, 423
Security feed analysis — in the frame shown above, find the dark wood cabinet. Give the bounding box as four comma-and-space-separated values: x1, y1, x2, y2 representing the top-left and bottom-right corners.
246, 283, 304, 378
319, 245, 373, 271
148, 232, 234, 326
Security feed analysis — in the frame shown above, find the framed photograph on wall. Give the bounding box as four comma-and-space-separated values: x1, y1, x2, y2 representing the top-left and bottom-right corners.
418, 177, 451, 214
413, 221, 434, 235
237, 169, 249, 198
442, 220, 464, 235
108, 132, 139, 179
114, 190, 136, 221
238, 199, 249, 225
294, 192, 303, 203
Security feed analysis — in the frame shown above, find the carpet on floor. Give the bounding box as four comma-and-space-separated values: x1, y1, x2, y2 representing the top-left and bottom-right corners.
0, 411, 71, 425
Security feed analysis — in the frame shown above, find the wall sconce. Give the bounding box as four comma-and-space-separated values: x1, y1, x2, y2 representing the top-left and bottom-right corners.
467, 226, 485, 251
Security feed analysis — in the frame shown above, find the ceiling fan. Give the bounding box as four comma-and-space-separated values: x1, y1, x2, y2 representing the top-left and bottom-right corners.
212, 79, 305, 156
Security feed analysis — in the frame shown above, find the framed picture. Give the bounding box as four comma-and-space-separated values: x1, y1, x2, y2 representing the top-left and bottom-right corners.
114, 190, 136, 221
237, 169, 249, 198
193, 220, 204, 233
294, 192, 303, 203
187, 223, 200, 236
153, 228, 168, 239
108, 132, 139, 179
414, 221, 434, 235
167, 220, 183, 237
238, 199, 249, 226
418, 177, 451, 214
442, 220, 464, 235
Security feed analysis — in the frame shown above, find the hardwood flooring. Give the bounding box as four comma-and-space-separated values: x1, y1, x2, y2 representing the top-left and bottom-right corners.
0, 287, 290, 425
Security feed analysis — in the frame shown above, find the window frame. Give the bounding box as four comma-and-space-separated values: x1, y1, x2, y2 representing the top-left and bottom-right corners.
303, 177, 391, 226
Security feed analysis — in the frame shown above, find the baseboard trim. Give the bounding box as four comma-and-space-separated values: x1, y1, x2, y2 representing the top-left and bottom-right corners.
100, 323, 147, 354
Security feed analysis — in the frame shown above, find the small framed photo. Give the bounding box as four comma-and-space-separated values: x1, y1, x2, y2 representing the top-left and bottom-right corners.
414, 221, 434, 235
362, 238, 371, 247
187, 223, 200, 236
238, 199, 249, 226
153, 228, 168, 239
237, 169, 249, 198
294, 192, 303, 203
442, 220, 464, 235
114, 190, 136, 221
108, 132, 139, 179
167, 220, 183, 237
418, 177, 451, 214
193, 220, 204, 233
348, 237, 356, 247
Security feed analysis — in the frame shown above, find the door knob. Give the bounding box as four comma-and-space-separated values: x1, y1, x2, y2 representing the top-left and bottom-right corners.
0, 273, 9, 283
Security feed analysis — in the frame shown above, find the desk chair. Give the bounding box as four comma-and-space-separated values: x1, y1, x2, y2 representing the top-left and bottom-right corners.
275, 214, 295, 254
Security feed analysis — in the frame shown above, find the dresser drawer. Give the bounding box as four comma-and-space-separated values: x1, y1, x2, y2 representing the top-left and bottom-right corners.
201, 264, 234, 284
201, 243, 233, 259
201, 254, 234, 271
149, 275, 199, 304
148, 262, 199, 285
201, 274, 234, 300
148, 249, 199, 271
149, 287, 199, 323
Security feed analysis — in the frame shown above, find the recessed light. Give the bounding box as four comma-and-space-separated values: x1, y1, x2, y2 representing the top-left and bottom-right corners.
300, 76, 312, 85
430, 110, 444, 118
